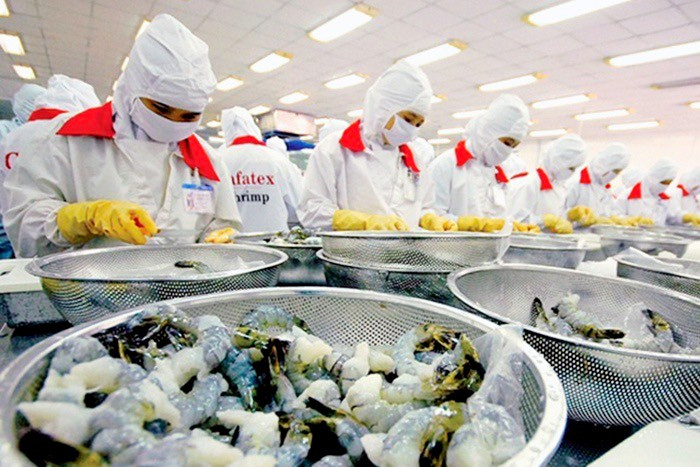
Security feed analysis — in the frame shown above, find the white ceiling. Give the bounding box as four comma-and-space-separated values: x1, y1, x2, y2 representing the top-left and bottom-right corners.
1, 0, 700, 143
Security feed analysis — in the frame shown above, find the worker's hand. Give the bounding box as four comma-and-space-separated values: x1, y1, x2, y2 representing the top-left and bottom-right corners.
513, 221, 541, 234
420, 213, 457, 232
683, 213, 700, 226
593, 216, 613, 225
567, 205, 596, 226
332, 210, 371, 231
633, 216, 654, 226
543, 214, 573, 234
204, 227, 236, 244
482, 218, 505, 233
457, 216, 485, 232
57, 200, 157, 245
365, 214, 409, 231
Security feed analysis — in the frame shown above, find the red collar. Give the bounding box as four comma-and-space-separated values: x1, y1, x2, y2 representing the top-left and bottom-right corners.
511, 171, 528, 180
579, 166, 592, 185
678, 184, 691, 197
454, 140, 473, 167
28, 107, 67, 122
628, 182, 643, 200
57, 101, 220, 182
536, 168, 553, 191
495, 165, 508, 184
230, 135, 266, 146
605, 183, 611, 190
659, 192, 671, 200
339, 119, 420, 174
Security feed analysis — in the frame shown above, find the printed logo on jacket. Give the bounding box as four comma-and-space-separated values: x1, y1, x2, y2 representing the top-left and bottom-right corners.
232, 170, 275, 206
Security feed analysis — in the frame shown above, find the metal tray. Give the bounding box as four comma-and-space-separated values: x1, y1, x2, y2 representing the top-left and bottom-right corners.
503, 234, 586, 269
597, 229, 690, 257
615, 255, 700, 298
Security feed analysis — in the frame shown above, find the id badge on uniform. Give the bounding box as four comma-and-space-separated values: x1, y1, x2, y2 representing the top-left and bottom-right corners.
182, 183, 215, 214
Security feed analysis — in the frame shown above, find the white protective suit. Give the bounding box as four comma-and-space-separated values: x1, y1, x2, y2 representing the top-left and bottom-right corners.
318, 119, 349, 142
566, 143, 631, 216
501, 152, 529, 181
298, 60, 434, 230
0, 84, 46, 142
410, 137, 436, 168
509, 134, 587, 223
266, 136, 287, 154
219, 107, 302, 232
672, 167, 700, 215
4, 14, 241, 257
617, 158, 678, 225
429, 94, 530, 219
615, 167, 644, 197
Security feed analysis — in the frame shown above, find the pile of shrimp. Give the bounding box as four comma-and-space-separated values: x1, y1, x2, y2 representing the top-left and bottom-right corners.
17, 304, 524, 466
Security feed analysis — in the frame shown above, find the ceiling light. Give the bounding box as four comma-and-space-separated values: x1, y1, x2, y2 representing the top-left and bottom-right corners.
531, 93, 593, 109
249, 105, 270, 116
250, 51, 293, 73
217, 130, 224, 137
479, 73, 545, 92
689, 102, 700, 110
300, 135, 314, 141
325, 73, 367, 90
208, 136, 224, 145
525, 0, 631, 27
431, 94, 446, 104
530, 128, 568, 138
206, 119, 221, 128
216, 76, 244, 92
12, 64, 35, 80
438, 127, 464, 136
0, 32, 25, 55
452, 109, 486, 119
574, 108, 630, 121
428, 138, 451, 145
136, 19, 151, 39
651, 77, 700, 89
607, 40, 700, 67
308, 4, 378, 43
279, 91, 308, 104
0, 1, 9, 17
403, 40, 467, 67
608, 120, 660, 131
120, 56, 129, 71
347, 109, 363, 118
315, 117, 330, 125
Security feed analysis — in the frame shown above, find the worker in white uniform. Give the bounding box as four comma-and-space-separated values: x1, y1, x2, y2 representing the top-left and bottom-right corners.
615, 167, 643, 198
299, 61, 450, 232
429, 95, 530, 229
410, 137, 436, 169
508, 134, 587, 233
318, 119, 349, 143
0, 84, 47, 143
664, 167, 700, 225
219, 106, 301, 232
617, 158, 678, 226
3, 14, 241, 257
565, 143, 631, 223
501, 152, 529, 182
266, 136, 287, 156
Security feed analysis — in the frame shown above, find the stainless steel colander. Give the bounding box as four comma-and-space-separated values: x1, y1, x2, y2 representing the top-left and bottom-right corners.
643, 224, 700, 240
598, 228, 690, 257
26, 245, 287, 325
448, 264, 700, 426
237, 239, 324, 286
320, 231, 509, 271
616, 255, 700, 298
0, 287, 566, 467
503, 234, 586, 269
318, 250, 458, 305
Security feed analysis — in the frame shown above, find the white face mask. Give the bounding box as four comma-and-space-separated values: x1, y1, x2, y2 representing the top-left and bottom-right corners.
599, 170, 618, 185
383, 114, 419, 147
649, 182, 667, 196
552, 167, 575, 181
482, 139, 513, 167
130, 98, 200, 143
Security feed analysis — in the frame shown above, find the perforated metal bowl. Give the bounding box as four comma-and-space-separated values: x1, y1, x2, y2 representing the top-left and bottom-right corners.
318, 250, 457, 305
503, 234, 586, 269
598, 229, 690, 257
616, 255, 700, 298
448, 264, 700, 426
26, 245, 287, 325
643, 224, 700, 241
320, 231, 510, 272
0, 287, 566, 467
237, 239, 324, 286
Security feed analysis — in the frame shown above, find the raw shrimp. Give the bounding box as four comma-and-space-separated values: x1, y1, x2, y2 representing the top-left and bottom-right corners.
186, 429, 245, 467
241, 305, 311, 333
344, 374, 426, 433
219, 345, 260, 410
49, 336, 108, 374
198, 324, 232, 371
394, 324, 461, 380
312, 454, 352, 467
169, 374, 227, 428
381, 401, 468, 467
531, 298, 573, 336
293, 380, 342, 409
17, 401, 94, 446
90, 425, 155, 458
552, 294, 625, 340
216, 409, 281, 453
340, 342, 370, 393
274, 418, 313, 467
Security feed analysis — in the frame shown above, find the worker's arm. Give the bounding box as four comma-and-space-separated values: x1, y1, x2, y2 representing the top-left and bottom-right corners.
298, 139, 340, 231
199, 147, 243, 241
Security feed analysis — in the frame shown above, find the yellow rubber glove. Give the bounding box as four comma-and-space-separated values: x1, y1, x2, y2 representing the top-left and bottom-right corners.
204, 227, 237, 244
420, 213, 457, 232
457, 216, 485, 232
365, 214, 409, 231
332, 210, 371, 231
57, 200, 157, 245
683, 213, 700, 226
593, 216, 613, 225
567, 205, 596, 226
634, 216, 654, 226
543, 214, 573, 234
513, 221, 541, 234
482, 218, 505, 233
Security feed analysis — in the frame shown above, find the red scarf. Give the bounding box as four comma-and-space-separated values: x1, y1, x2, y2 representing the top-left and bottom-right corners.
230, 135, 266, 146
339, 119, 420, 174
536, 168, 553, 191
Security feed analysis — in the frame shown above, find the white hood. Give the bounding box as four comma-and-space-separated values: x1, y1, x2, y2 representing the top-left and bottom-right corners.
679, 167, 700, 195
501, 152, 528, 178
34, 74, 100, 112
12, 84, 47, 124
590, 143, 631, 185
644, 158, 678, 196
221, 106, 262, 145
318, 118, 349, 142
621, 167, 644, 188
540, 134, 587, 182
266, 136, 287, 154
